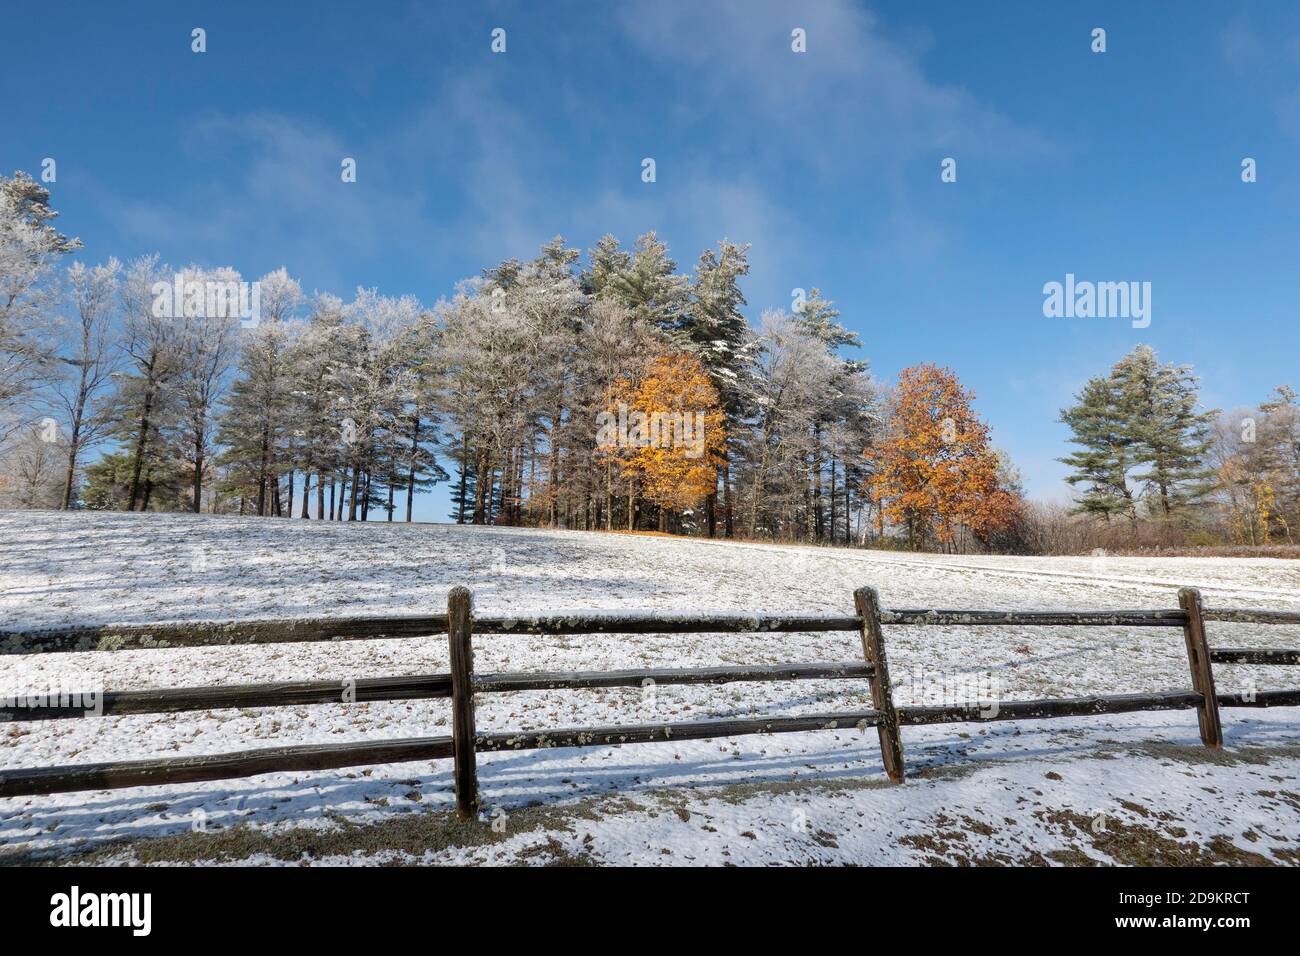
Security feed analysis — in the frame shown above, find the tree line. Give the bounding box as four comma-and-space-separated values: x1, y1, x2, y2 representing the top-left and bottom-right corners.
19, 168, 1292, 554
1, 170, 1029, 547
1055, 343, 1299, 550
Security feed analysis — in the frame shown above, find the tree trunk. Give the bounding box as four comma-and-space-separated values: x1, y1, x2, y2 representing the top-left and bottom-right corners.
813, 424, 824, 541
191, 422, 205, 513
548, 399, 562, 527
255, 424, 270, 516
61, 366, 94, 510
300, 462, 313, 519
472, 447, 489, 524
405, 419, 420, 522
348, 462, 360, 521
722, 458, 734, 537
61, 417, 82, 511
455, 435, 469, 524
828, 456, 837, 545
126, 382, 156, 512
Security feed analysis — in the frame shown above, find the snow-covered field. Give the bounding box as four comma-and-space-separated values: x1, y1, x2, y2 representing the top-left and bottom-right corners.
2, 510, 1299, 866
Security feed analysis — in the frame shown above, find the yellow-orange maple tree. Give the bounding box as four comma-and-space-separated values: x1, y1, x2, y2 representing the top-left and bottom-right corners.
598, 352, 726, 527
866, 363, 1020, 549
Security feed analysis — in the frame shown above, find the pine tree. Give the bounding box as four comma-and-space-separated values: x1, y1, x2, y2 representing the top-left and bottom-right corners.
1060, 345, 1216, 528
215, 296, 301, 516
448, 433, 478, 523
795, 287, 860, 351
1119, 346, 1215, 522
287, 294, 348, 518
791, 287, 867, 542
581, 234, 632, 299
1059, 376, 1139, 521
683, 240, 751, 536
590, 231, 690, 334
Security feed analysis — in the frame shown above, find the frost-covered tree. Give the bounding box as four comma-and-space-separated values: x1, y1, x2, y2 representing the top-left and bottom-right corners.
52, 259, 121, 508
0, 171, 80, 442
1212, 386, 1300, 544
571, 297, 665, 529
738, 310, 854, 539
791, 286, 867, 543
334, 288, 423, 520
110, 255, 186, 511
1059, 375, 1140, 522
682, 240, 752, 536
439, 278, 540, 524
173, 266, 241, 512
215, 270, 303, 515
588, 231, 690, 335
1256, 385, 1300, 537
0, 420, 67, 508
286, 293, 347, 518
1060, 345, 1215, 528
1120, 346, 1216, 521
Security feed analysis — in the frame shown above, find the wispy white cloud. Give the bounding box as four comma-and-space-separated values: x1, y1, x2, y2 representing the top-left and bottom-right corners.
103, 112, 426, 292
1220, 14, 1300, 142
91, 1, 1047, 306
613, 0, 1046, 169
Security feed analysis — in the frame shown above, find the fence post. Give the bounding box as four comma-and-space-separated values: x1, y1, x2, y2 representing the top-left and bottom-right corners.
448, 586, 479, 819
1178, 586, 1222, 749
855, 586, 905, 783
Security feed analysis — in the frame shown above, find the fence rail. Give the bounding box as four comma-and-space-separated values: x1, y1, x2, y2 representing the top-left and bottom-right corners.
1, 586, 1298, 814
19, 605, 1283, 656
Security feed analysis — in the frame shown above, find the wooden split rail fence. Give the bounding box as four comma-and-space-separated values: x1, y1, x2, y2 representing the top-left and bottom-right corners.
2, 586, 1299, 819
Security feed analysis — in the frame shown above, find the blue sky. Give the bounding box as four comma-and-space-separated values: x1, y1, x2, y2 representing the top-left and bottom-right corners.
5, 1, 1300, 521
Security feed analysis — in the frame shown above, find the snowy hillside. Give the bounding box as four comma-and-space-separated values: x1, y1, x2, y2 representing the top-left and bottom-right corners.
2, 510, 1299, 866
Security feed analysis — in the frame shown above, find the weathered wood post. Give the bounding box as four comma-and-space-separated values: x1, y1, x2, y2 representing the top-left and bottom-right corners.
448, 586, 479, 819
1178, 586, 1222, 749
854, 586, 905, 783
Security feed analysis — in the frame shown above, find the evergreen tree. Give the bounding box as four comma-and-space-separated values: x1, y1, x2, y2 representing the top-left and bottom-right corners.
1059, 376, 1138, 521
1117, 345, 1216, 521
215, 310, 300, 516
795, 287, 860, 352
589, 231, 690, 334
581, 234, 631, 299
1060, 345, 1215, 526
287, 294, 348, 518
791, 286, 867, 542
684, 240, 751, 536
448, 435, 478, 523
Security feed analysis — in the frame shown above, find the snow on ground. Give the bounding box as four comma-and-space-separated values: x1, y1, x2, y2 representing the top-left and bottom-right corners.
1, 510, 1298, 865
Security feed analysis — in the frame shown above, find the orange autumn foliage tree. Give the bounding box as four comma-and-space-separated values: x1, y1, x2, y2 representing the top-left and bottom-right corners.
597, 352, 726, 529
866, 364, 1021, 550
